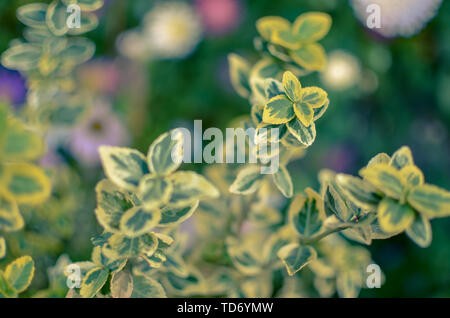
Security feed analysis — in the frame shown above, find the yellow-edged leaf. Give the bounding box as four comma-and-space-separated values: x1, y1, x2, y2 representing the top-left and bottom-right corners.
138, 175, 173, 210
256, 16, 291, 41
407, 184, 450, 218
1, 163, 51, 205
0, 236, 5, 259
167, 171, 219, 208
263, 95, 295, 124
119, 206, 161, 238
277, 243, 317, 276
147, 130, 184, 176
271, 29, 301, 50
79, 267, 108, 298
229, 165, 262, 195
290, 43, 327, 71
5, 255, 35, 293
99, 146, 148, 191
377, 198, 415, 233
228, 53, 251, 98
300, 86, 328, 108
400, 165, 424, 187
359, 163, 405, 199
390, 146, 414, 169
293, 101, 314, 127
286, 117, 316, 147
406, 213, 432, 248
282, 71, 302, 102
0, 196, 24, 232
292, 12, 332, 42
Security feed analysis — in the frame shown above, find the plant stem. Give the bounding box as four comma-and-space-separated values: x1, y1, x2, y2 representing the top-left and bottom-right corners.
299, 225, 351, 245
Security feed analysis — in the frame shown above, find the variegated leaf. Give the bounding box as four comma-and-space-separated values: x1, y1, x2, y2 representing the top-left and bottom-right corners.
119, 206, 161, 237
0, 236, 5, 259
282, 71, 302, 102
263, 95, 295, 124
389, 146, 414, 169
290, 43, 327, 71
0, 270, 17, 298
229, 166, 263, 195
0, 196, 24, 232
286, 117, 316, 147
292, 12, 332, 42
360, 163, 405, 199
99, 146, 149, 191
168, 171, 219, 207
407, 184, 450, 218
406, 213, 432, 248
111, 270, 133, 298
95, 179, 133, 232
336, 174, 382, 209
158, 200, 199, 227
1, 163, 51, 205
228, 53, 251, 98
79, 267, 108, 298
271, 29, 301, 50
300, 86, 328, 108
147, 130, 184, 176
293, 101, 314, 127
289, 188, 325, 238
4, 255, 35, 293
256, 16, 291, 41
131, 274, 166, 298
277, 243, 317, 276
138, 175, 173, 210
16, 3, 48, 28
377, 198, 415, 233
272, 166, 293, 198
108, 233, 158, 259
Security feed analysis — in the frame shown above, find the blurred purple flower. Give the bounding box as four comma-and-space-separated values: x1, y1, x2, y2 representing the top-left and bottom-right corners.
70, 100, 129, 167
0, 66, 27, 108
195, 0, 243, 36
323, 144, 358, 173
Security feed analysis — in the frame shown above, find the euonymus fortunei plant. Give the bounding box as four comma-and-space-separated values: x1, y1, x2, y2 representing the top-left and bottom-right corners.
0, 5, 449, 298
1, 0, 103, 296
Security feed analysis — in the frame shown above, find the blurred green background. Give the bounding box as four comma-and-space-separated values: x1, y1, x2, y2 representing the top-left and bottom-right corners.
0, 0, 449, 297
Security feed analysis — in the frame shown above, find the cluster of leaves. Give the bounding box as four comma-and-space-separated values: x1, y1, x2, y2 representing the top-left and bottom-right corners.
0, 103, 51, 259
0, 256, 35, 298
1, 6, 449, 299
66, 131, 220, 298
1, 0, 103, 126
0, 0, 104, 296
333, 147, 450, 247
202, 11, 450, 298
65, 10, 450, 299
228, 12, 332, 200
254, 12, 331, 73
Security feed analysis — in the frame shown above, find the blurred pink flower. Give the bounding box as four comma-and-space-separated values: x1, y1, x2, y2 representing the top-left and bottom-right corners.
70, 100, 129, 167
77, 59, 121, 95
195, 0, 243, 35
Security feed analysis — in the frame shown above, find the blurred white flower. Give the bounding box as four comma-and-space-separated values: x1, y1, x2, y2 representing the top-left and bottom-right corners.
350, 0, 443, 38
144, 2, 203, 59
117, 29, 151, 61
118, 2, 203, 60
321, 50, 361, 91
